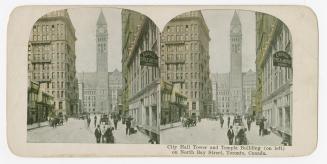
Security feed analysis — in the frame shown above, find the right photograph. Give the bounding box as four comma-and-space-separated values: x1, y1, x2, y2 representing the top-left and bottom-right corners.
159, 10, 293, 146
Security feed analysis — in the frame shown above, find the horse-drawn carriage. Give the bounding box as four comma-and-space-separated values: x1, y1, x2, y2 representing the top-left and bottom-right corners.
100, 114, 110, 125
50, 113, 64, 127
182, 116, 197, 127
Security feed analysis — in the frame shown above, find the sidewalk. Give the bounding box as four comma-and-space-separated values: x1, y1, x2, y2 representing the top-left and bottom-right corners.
246, 123, 283, 145
160, 121, 182, 131
112, 121, 150, 144
27, 121, 49, 130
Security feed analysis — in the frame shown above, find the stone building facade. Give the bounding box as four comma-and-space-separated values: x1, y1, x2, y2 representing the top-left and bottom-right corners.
160, 81, 188, 126
27, 80, 55, 125
242, 69, 256, 114
28, 9, 79, 116
160, 10, 212, 117
122, 9, 160, 143
216, 73, 230, 114
109, 69, 123, 112
215, 70, 256, 116
256, 12, 293, 143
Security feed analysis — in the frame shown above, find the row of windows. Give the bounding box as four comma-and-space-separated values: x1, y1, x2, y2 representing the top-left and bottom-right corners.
31, 71, 70, 80
163, 43, 199, 52
166, 24, 198, 33
28, 62, 71, 72
33, 23, 64, 34
50, 90, 65, 99
165, 33, 198, 42
165, 62, 202, 72
84, 95, 96, 101
29, 52, 68, 62
97, 42, 107, 54
97, 37, 107, 42
32, 24, 65, 42
84, 103, 95, 107
166, 72, 204, 80
29, 43, 68, 54
84, 91, 96, 95
165, 52, 201, 62
231, 43, 241, 53
218, 103, 230, 108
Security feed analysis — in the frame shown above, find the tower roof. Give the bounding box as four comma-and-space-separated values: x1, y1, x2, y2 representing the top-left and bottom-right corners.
97, 10, 107, 25
231, 10, 241, 25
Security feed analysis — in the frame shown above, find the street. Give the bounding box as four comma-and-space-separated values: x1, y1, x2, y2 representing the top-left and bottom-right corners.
27, 118, 94, 143
161, 118, 283, 145
27, 115, 151, 144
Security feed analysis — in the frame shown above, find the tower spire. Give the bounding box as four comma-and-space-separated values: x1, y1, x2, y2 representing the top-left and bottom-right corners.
97, 9, 107, 25
231, 10, 241, 25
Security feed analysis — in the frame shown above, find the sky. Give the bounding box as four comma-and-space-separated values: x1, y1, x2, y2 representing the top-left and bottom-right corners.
202, 10, 256, 73
67, 8, 255, 74
68, 7, 122, 73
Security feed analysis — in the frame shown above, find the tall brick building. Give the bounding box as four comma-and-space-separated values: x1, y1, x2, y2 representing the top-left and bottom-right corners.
28, 9, 79, 116
160, 10, 212, 117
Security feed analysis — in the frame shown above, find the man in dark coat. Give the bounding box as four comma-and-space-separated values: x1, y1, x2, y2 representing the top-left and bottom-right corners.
94, 115, 97, 127
125, 117, 131, 135
247, 118, 252, 131
104, 127, 114, 143
227, 126, 235, 145
259, 119, 265, 136
113, 116, 118, 130
236, 128, 247, 145
87, 116, 91, 128
220, 117, 224, 128
227, 116, 231, 128
94, 125, 102, 143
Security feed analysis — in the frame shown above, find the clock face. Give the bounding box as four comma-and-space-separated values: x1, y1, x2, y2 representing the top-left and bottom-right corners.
99, 27, 105, 33
232, 27, 240, 33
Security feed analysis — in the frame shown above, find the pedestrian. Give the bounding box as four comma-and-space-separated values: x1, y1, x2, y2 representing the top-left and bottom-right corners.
113, 116, 118, 130
125, 116, 131, 135
101, 125, 106, 143
227, 126, 235, 145
94, 125, 102, 143
259, 119, 265, 136
94, 115, 97, 127
104, 126, 114, 143
87, 116, 91, 128
236, 128, 247, 145
130, 118, 136, 134
227, 116, 230, 128
220, 117, 224, 128
247, 117, 252, 131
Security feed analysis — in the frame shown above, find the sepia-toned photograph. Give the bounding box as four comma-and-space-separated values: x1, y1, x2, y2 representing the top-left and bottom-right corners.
159, 10, 293, 146
26, 7, 292, 146
26, 8, 160, 144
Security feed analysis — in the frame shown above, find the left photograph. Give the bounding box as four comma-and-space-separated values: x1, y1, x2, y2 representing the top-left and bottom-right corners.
27, 8, 160, 144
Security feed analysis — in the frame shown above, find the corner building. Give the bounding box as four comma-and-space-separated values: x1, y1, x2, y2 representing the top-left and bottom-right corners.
28, 9, 79, 116
256, 12, 293, 143
160, 11, 211, 117
122, 10, 160, 143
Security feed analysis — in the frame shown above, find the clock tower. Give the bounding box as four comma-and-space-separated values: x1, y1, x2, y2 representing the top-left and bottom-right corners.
95, 10, 110, 113
96, 10, 108, 72
229, 11, 243, 114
